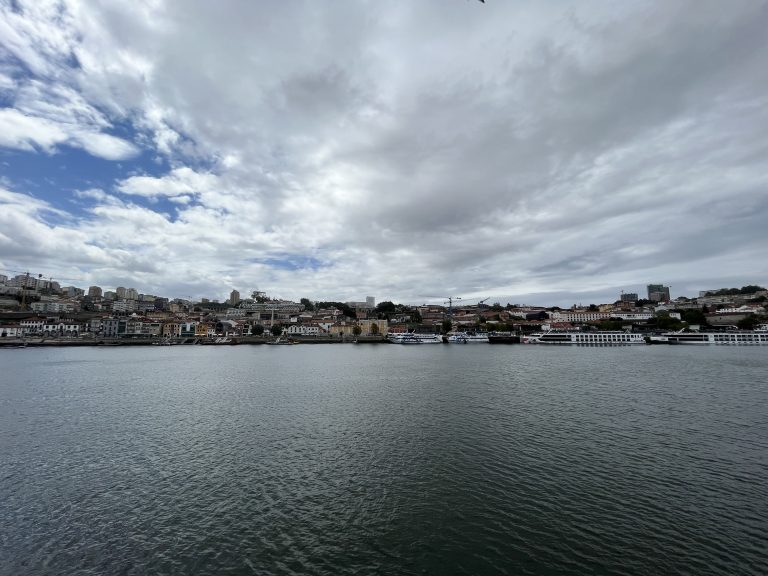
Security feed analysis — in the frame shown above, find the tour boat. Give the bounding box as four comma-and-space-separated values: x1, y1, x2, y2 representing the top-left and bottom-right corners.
535, 331, 645, 346
387, 333, 423, 344
660, 330, 768, 345
446, 332, 490, 343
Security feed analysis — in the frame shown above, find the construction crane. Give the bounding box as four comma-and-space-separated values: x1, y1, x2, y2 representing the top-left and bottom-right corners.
478, 297, 491, 307
442, 296, 462, 318
18, 272, 32, 310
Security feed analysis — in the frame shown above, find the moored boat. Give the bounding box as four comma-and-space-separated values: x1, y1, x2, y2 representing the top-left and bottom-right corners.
447, 332, 490, 343
535, 331, 645, 346
661, 330, 768, 345
387, 333, 423, 344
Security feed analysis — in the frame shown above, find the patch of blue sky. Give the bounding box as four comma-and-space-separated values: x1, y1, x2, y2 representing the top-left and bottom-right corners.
0, 137, 169, 214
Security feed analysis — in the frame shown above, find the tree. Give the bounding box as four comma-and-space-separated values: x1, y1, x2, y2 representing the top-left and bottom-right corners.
315, 301, 355, 318
352, 325, 362, 336
252, 291, 270, 303
370, 322, 380, 335
681, 309, 707, 326
300, 298, 315, 311
441, 319, 452, 334
737, 316, 761, 330
251, 324, 265, 336
405, 306, 422, 323
375, 301, 397, 316
588, 304, 598, 311
270, 324, 283, 337
596, 319, 625, 331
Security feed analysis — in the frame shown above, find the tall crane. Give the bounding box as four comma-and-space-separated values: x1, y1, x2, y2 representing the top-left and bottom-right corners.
442, 296, 462, 318
18, 272, 31, 310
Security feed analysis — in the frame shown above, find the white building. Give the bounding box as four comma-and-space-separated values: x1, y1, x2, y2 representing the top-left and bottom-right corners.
549, 311, 610, 323
285, 324, 321, 336
0, 325, 22, 337
30, 301, 77, 313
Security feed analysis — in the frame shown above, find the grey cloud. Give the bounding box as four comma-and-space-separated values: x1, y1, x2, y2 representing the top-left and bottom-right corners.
1, 0, 767, 303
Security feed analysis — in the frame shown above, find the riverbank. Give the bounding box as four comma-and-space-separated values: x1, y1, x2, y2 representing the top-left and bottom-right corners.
0, 334, 392, 347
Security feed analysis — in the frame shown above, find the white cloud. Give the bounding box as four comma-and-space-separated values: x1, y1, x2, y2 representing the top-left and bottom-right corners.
116, 167, 218, 199
0, 107, 67, 152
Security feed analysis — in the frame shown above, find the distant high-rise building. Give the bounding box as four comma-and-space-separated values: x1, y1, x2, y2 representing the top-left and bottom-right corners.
126, 287, 139, 300
88, 285, 102, 298
230, 289, 241, 305
647, 284, 670, 302
620, 292, 638, 302
116, 286, 127, 299
366, 296, 375, 308
104, 290, 117, 300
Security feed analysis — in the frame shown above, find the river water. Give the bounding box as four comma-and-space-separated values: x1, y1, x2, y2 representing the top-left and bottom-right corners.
1, 344, 767, 575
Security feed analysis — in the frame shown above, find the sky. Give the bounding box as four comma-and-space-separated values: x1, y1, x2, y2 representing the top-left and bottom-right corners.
1, 0, 767, 307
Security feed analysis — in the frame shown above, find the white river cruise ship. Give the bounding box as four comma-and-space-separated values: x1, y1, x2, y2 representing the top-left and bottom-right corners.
659, 330, 768, 345
536, 331, 645, 346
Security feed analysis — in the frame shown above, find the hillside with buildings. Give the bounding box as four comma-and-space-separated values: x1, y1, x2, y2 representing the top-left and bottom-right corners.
1, 273, 766, 343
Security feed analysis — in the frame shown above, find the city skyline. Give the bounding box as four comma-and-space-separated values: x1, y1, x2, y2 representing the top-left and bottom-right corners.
4, 267, 765, 310
1, 1, 767, 307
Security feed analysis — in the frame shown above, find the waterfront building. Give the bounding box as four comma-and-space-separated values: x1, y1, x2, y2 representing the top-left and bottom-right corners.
0, 325, 22, 337
357, 319, 388, 335
285, 324, 322, 336
549, 310, 611, 323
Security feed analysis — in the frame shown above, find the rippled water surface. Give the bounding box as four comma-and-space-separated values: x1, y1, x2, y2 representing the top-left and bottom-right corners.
1, 345, 767, 575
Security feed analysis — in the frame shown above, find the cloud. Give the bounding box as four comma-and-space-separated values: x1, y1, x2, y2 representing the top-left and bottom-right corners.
0, 1, 767, 304
116, 167, 218, 199
0, 107, 68, 152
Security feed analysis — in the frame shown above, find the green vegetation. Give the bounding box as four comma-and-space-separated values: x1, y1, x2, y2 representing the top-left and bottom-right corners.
680, 309, 707, 326
251, 324, 265, 336
738, 315, 767, 330
370, 323, 380, 335
270, 324, 283, 337
441, 319, 452, 334
374, 301, 422, 323
375, 301, 397, 316
352, 325, 362, 336
703, 285, 766, 296
648, 312, 685, 331
315, 301, 355, 318
595, 319, 627, 331
300, 298, 315, 311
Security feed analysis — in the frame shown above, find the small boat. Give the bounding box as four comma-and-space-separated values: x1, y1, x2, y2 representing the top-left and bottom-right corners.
387, 333, 423, 344
267, 336, 298, 345
447, 332, 489, 343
